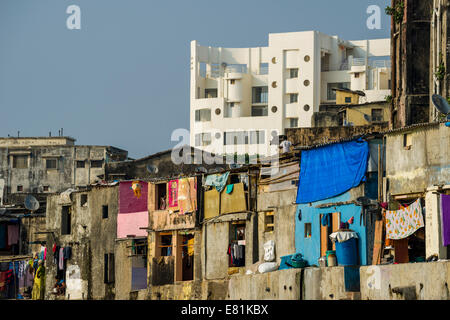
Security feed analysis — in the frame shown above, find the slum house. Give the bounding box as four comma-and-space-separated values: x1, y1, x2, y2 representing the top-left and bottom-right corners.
382, 122, 450, 263
146, 174, 202, 300
104, 146, 228, 300
44, 184, 120, 300
294, 137, 384, 268
339, 101, 390, 127
201, 165, 260, 284
359, 122, 450, 300
0, 136, 128, 259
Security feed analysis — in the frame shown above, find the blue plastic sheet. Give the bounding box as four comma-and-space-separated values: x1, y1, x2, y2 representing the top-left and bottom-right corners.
296, 139, 369, 204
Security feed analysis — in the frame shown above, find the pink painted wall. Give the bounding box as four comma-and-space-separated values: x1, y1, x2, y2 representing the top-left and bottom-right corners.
117, 211, 148, 238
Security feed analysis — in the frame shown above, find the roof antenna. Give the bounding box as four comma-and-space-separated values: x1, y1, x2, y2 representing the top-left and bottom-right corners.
49, 131, 51, 137
58, 129, 61, 137
17, 131, 20, 138
61, 128, 64, 136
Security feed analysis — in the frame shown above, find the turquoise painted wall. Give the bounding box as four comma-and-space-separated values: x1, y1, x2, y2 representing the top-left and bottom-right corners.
295, 190, 368, 266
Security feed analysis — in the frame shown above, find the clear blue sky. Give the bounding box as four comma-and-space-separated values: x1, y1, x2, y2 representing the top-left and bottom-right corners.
0, 0, 390, 158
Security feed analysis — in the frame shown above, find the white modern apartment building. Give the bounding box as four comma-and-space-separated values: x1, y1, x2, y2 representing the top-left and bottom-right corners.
190, 31, 391, 157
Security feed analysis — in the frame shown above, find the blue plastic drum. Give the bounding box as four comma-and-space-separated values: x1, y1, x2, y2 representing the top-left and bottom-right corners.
335, 237, 358, 266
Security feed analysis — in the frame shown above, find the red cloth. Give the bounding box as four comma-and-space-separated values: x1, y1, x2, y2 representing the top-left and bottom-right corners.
52, 243, 57, 253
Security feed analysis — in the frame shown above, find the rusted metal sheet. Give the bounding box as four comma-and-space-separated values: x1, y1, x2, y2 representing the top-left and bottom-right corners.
220, 182, 247, 214
204, 189, 220, 220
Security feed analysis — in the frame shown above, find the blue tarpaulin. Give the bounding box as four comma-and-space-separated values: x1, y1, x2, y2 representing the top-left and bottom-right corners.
296, 139, 369, 204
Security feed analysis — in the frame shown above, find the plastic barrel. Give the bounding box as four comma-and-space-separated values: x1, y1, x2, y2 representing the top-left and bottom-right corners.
335, 238, 358, 266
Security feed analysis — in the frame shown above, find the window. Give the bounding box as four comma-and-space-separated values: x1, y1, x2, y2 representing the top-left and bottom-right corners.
179, 233, 194, 281
61, 206, 71, 235
264, 211, 274, 232
252, 86, 268, 104
320, 212, 340, 257
43, 186, 49, 192
195, 133, 212, 147
46, 159, 58, 169
158, 233, 173, 256
327, 82, 350, 100
289, 68, 299, 78
204, 88, 217, 98
229, 222, 246, 267
80, 194, 88, 207
76, 161, 85, 168
403, 134, 412, 150
194, 109, 211, 122
289, 93, 298, 103
289, 118, 298, 128
91, 160, 103, 168
12, 155, 28, 169
304, 223, 312, 238
17, 185, 23, 192
224, 131, 247, 145
102, 205, 108, 219
354, 73, 360, 78
104, 253, 115, 284
230, 79, 235, 85
251, 105, 268, 117
249, 131, 265, 144
345, 97, 352, 103
260, 63, 269, 75
156, 183, 167, 210
371, 109, 383, 122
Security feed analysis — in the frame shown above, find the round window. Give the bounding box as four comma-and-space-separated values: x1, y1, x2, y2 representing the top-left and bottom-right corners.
271, 106, 278, 113
215, 108, 221, 115
272, 81, 277, 88
304, 80, 310, 87
304, 104, 310, 111
304, 55, 310, 62
215, 132, 221, 139
271, 57, 276, 64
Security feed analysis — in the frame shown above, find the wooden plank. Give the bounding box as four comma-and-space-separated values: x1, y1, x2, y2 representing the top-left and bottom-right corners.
331, 212, 340, 250
372, 219, 384, 265
320, 214, 328, 257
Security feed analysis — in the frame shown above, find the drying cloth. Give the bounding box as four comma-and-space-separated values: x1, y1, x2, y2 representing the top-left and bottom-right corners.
441, 194, 450, 246
168, 180, 179, 208
7, 224, 19, 245
226, 184, 234, 194
204, 172, 230, 193
296, 139, 369, 204
329, 231, 359, 243
63, 246, 72, 260
59, 188, 77, 204
385, 199, 424, 240
321, 214, 330, 227
58, 247, 64, 271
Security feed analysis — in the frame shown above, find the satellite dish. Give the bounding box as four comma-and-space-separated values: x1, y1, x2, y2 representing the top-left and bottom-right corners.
221, 62, 227, 68
0, 208, 6, 215
432, 94, 450, 114
363, 114, 371, 122
24, 195, 40, 211
195, 166, 207, 174
146, 164, 158, 174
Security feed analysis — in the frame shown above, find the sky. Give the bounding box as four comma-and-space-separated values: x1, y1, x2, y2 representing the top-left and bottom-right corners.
0, 0, 391, 159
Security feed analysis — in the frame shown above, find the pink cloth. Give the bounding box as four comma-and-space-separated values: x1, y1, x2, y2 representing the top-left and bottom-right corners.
117, 211, 148, 239
7, 224, 19, 245
119, 181, 148, 214
168, 180, 178, 208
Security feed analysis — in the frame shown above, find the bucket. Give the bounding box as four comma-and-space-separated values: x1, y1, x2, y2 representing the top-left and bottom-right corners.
335, 237, 358, 266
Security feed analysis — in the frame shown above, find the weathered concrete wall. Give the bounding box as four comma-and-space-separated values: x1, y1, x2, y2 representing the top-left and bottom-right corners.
386, 123, 450, 195
0, 144, 126, 202
114, 239, 133, 300
257, 189, 297, 263
150, 279, 228, 300
285, 124, 388, 147
45, 186, 119, 300
227, 269, 302, 300
360, 262, 450, 300
303, 266, 361, 300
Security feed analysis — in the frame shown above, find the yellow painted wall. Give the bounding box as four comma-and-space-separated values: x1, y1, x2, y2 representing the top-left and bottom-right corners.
336, 91, 360, 105
346, 102, 390, 126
